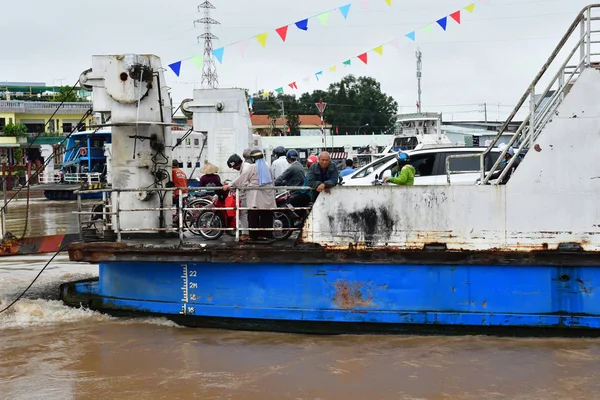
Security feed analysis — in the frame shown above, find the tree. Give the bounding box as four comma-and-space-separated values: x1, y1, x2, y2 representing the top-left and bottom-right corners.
53, 86, 83, 102
2, 123, 28, 137
248, 75, 397, 136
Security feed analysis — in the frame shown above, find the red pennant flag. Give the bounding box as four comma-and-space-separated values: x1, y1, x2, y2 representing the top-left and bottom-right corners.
288, 82, 298, 89
276, 26, 289, 42
357, 52, 368, 64
450, 10, 461, 24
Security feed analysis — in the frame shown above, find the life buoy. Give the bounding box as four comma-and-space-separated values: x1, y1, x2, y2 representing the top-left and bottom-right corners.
79, 148, 88, 156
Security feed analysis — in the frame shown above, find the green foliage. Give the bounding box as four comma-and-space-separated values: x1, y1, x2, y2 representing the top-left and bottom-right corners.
2, 123, 28, 137
250, 75, 398, 135
52, 86, 84, 102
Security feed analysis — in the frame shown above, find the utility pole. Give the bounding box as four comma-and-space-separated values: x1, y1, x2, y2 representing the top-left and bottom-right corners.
416, 48, 422, 113
278, 100, 286, 136
195, 1, 220, 89
481, 102, 488, 122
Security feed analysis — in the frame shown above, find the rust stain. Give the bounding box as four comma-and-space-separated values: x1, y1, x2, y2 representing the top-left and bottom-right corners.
576, 279, 593, 294
333, 281, 373, 309
482, 301, 487, 308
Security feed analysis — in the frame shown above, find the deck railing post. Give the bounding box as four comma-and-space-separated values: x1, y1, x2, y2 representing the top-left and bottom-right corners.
235, 188, 240, 242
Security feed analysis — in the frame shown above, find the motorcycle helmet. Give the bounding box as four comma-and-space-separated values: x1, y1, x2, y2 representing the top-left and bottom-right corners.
286, 149, 299, 161
227, 154, 243, 169
396, 152, 410, 164
307, 155, 318, 167
250, 148, 264, 161
273, 146, 286, 158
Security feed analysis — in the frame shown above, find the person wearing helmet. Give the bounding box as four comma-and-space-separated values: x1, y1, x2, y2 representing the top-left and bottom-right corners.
223, 148, 276, 242
274, 149, 305, 188
490, 143, 520, 184
384, 152, 415, 186
307, 151, 340, 201
271, 145, 289, 180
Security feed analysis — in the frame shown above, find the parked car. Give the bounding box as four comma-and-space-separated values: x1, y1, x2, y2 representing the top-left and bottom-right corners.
341, 147, 503, 186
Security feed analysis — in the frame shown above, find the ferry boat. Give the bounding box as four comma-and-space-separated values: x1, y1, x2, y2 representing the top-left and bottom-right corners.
41, 130, 111, 200
61, 5, 600, 335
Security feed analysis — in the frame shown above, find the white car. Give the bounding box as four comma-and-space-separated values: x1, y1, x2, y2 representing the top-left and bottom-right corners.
342, 147, 503, 186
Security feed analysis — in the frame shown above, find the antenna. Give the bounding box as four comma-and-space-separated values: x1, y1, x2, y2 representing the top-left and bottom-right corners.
194, 1, 220, 89
416, 48, 422, 113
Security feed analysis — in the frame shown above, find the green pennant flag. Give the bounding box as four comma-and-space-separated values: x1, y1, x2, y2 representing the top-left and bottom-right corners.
275, 87, 284, 94
343, 59, 351, 66
191, 55, 204, 70
317, 12, 330, 26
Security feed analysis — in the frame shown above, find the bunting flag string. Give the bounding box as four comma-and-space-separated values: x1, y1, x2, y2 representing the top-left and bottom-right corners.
167, 0, 400, 77
259, 1, 481, 96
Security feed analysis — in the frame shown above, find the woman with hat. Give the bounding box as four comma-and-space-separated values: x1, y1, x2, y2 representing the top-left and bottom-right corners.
223, 149, 276, 242
198, 162, 222, 188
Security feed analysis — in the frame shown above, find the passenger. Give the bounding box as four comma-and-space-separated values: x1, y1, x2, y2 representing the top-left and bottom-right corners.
307, 151, 339, 202
288, 155, 318, 223
339, 159, 355, 177
241, 148, 253, 173
223, 149, 276, 242
274, 149, 305, 187
271, 145, 289, 179
198, 162, 222, 188
171, 159, 189, 203
384, 152, 415, 186
226, 153, 249, 241
491, 143, 520, 184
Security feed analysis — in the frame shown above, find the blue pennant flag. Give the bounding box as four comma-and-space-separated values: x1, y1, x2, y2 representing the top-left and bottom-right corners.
437, 17, 447, 31
405, 31, 416, 41
315, 71, 323, 81
339, 4, 351, 19
212, 47, 225, 64
295, 19, 309, 31
168, 61, 182, 76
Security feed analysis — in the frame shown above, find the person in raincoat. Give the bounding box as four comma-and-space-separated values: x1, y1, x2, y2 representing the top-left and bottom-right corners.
384, 152, 415, 186
223, 149, 276, 241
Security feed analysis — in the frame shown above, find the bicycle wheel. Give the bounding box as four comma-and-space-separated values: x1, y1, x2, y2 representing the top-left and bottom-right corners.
195, 210, 225, 240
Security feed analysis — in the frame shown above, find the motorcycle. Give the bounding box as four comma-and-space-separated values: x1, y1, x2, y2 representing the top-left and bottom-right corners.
195, 189, 293, 241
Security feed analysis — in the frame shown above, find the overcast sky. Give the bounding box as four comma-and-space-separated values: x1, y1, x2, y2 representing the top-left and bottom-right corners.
1, 0, 594, 121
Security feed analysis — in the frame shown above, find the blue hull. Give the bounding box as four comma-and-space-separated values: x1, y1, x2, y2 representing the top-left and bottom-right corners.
60, 260, 600, 334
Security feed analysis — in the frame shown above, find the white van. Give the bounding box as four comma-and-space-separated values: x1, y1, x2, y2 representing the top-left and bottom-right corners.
342, 147, 503, 186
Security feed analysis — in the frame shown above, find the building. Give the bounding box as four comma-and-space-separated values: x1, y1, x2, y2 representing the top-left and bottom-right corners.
0, 82, 91, 102
0, 100, 94, 134
250, 115, 332, 136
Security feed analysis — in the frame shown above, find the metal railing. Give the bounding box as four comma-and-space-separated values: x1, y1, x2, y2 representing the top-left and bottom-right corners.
446, 5, 600, 185
74, 185, 313, 244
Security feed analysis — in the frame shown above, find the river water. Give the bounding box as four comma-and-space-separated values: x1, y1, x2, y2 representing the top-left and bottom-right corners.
2, 199, 600, 399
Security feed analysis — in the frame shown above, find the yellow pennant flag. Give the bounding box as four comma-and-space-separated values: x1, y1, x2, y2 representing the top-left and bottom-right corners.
373, 45, 383, 56
256, 32, 268, 48
329, 65, 337, 72
261, 91, 270, 98
423, 24, 431, 35
191, 55, 203, 70
385, 0, 392, 6
465, 3, 475, 12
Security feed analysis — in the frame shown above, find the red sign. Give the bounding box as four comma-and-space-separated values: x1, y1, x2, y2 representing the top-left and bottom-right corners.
315, 100, 327, 114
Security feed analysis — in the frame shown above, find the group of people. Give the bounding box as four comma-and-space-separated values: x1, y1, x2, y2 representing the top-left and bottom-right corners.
222, 146, 341, 242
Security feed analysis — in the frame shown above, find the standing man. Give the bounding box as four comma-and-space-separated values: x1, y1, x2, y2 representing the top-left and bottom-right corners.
271, 146, 289, 180
274, 149, 305, 188
307, 151, 339, 201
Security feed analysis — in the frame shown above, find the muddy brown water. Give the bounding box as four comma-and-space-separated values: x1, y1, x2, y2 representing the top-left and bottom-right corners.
2, 199, 600, 399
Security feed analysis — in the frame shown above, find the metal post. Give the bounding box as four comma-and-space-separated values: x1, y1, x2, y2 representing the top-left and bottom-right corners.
77, 193, 83, 241
529, 85, 536, 149
178, 189, 184, 243
115, 191, 121, 242
235, 188, 240, 242
586, 7, 592, 66
102, 191, 107, 234
581, 16, 586, 66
